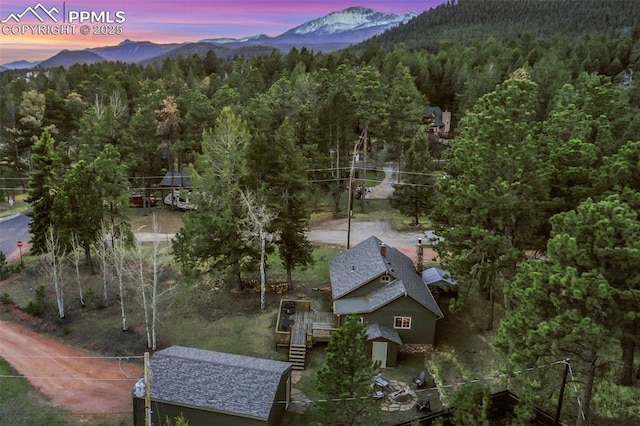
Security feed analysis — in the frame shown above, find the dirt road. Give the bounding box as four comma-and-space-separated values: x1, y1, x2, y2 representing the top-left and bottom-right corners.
0, 317, 142, 423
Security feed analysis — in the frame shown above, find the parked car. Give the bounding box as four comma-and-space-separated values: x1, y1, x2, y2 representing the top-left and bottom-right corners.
163, 189, 195, 210
129, 192, 157, 207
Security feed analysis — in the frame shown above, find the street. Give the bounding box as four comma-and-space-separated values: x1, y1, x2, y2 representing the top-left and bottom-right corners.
0, 213, 31, 261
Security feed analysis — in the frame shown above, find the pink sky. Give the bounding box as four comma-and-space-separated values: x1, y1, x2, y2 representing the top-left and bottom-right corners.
0, 1, 444, 64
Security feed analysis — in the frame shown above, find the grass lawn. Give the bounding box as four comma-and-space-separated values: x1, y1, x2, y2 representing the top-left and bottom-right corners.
0, 358, 78, 426
0, 191, 29, 218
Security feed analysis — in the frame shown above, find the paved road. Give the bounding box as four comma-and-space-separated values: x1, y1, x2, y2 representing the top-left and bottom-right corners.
0, 213, 31, 260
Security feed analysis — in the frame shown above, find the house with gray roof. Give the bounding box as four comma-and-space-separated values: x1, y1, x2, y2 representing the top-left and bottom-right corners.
132, 346, 292, 426
329, 236, 444, 366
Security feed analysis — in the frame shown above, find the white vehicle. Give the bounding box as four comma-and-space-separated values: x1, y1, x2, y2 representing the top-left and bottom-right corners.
163, 189, 195, 210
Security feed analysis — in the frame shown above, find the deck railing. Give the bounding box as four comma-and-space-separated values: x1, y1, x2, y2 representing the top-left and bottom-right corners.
274, 299, 337, 348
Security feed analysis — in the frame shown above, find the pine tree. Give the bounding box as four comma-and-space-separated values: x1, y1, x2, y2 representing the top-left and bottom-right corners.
26, 129, 61, 254
389, 126, 436, 225
315, 315, 380, 425
173, 107, 253, 288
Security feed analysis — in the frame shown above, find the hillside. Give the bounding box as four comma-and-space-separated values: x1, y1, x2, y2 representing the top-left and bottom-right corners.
366, 0, 640, 51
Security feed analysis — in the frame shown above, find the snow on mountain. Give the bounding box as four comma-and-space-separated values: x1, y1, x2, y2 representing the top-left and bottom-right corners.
200, 34, 269, 44
283, 6, 416, 36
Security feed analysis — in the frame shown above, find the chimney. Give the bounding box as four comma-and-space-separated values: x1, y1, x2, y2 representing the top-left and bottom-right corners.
380, 243, 387, 257
416, 238, 424, 273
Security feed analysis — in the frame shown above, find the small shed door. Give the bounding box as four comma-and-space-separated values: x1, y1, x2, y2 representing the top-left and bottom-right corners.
372, 341, 388, 368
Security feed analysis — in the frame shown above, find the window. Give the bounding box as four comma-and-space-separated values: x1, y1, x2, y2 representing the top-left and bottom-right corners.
381, 275, 391, 282
394, 316, 411, 329
358, 317, 364, 324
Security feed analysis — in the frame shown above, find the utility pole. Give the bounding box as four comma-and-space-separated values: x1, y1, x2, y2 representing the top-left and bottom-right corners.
416, 237, 424, 273
144, 352, 151, 426
360, 127, 368, 213
347, 135, 363, 249
554, 359, 570, 425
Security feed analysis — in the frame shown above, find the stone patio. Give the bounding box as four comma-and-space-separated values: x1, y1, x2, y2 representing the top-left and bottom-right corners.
378, 379, 419, 412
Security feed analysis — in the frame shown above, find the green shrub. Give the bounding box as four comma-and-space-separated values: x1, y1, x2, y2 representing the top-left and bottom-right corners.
24, 300, 45, 317
0, 292, 13, 305
24, 285, 47, 317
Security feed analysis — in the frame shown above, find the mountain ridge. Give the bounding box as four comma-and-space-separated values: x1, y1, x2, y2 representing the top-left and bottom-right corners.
1, 6, 417, 69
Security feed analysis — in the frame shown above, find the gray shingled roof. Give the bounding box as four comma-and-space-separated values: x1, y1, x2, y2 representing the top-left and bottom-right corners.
329, 236, 389, 299
422, 267, 457, 287
147, 346, 291, 420
330, 236, 443, 318
367, 324, 403, 345
334, 281, 405, 315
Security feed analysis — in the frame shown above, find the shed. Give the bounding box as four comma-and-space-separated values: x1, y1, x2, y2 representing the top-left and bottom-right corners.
132, 346, 292, 426
367, 324, 402, 368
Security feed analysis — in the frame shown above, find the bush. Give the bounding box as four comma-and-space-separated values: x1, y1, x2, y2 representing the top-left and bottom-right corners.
24, 300, 45, 317
0, 251, 7, 279
0, 293, 13, 305
24, 285, 47, 317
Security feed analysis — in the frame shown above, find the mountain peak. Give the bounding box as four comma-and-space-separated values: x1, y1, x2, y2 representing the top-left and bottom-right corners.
283, 6, 416, 36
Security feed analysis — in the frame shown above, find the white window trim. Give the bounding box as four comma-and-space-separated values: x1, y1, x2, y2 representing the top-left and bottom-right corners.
381, 274, 391, 282
394, 316, 411, 329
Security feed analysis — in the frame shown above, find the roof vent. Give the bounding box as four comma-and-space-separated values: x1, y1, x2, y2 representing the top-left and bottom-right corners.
351, 265, 355, 272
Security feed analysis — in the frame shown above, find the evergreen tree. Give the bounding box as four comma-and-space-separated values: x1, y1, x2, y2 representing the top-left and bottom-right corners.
52, 160, 103, 274
389, 127, 436, 225
495, 195, 640, 425
257, 119, 313, 291
315, 315, 380, 426
26, 129, 61, 254
173, 107, 253, 288
431, 76, 548, 330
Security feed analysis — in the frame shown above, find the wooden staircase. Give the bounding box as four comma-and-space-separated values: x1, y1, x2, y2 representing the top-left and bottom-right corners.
288, 343, 307, 370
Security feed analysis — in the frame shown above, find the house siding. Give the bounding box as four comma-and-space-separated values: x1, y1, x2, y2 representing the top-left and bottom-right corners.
134, 398, 270, 426
365, 297, 437, 344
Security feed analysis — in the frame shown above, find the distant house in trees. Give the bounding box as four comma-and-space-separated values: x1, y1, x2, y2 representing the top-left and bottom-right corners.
329, 236, 444, 367
426, 106, 452, 136
132, 346, 292, 426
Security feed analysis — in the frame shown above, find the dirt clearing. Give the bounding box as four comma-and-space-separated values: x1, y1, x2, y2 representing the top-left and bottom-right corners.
0, 318, 142, 424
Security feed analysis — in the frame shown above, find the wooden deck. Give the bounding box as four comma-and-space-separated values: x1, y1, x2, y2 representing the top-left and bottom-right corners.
275, 300, 338, 349
291, 310, 312, 346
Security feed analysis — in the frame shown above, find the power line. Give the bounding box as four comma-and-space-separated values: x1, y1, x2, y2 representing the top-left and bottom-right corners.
0, 375, 138, 381
1, 355, 143, 359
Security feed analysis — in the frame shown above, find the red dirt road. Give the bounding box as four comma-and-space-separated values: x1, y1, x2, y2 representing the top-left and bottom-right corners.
0, 319, 143, 423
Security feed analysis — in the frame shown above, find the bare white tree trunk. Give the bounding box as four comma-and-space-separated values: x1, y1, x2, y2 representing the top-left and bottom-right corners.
44, 227, 66, 319
135, 215, 172, 350
239, 190, 276, 311
97, 229, 110, 307
110, 225, 129, 331
150, 215, 170, 350
70, 235, 85, 307
135, 242, 152, 349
